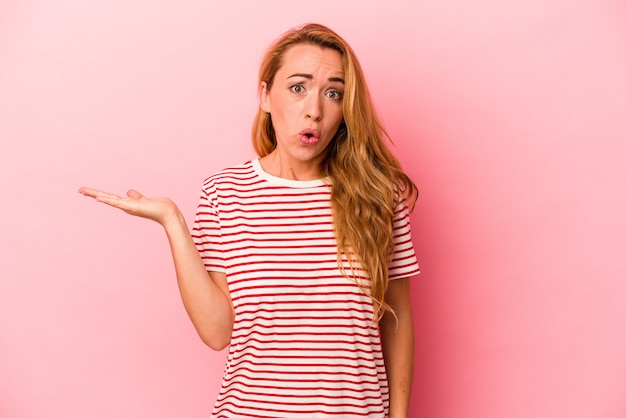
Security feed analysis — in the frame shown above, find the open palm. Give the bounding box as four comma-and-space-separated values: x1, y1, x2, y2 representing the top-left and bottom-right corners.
78, 187, 179, 225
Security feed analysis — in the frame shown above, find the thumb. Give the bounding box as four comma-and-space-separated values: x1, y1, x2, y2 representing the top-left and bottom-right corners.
127, 189, 144, 199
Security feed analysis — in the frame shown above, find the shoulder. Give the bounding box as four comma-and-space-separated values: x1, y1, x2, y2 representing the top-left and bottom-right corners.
203, 160, 254, 184
200, 160, 259, 191
391, 188, 410, 213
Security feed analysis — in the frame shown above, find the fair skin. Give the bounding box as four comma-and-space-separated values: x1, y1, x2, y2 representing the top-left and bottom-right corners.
381, 277, 415, 418
77, 188, 234, 350
259, 43, 345, 180
80, 41, 414, 416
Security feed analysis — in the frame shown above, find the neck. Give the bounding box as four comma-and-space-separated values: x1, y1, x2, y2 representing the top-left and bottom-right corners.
259, 151, 323, 181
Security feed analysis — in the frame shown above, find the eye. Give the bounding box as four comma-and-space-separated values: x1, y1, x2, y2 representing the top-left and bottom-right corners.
326, 89, 343, 101
290, 84, 305, 94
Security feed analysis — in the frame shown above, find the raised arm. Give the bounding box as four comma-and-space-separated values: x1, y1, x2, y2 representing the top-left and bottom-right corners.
79, 187, 233, 350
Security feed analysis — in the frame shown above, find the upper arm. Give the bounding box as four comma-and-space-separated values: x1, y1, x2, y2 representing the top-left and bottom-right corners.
387, 277, 412, 307
208, 270, 233, 314
382, 277, 414, 328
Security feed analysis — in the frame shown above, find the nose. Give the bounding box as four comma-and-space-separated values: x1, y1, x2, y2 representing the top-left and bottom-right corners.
305, 92, 322, 121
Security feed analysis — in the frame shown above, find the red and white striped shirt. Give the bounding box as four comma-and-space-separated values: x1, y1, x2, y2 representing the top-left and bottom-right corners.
192, 159, 419, 417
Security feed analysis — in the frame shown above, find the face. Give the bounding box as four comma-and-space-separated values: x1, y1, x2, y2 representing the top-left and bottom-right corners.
260, 43, 345, 175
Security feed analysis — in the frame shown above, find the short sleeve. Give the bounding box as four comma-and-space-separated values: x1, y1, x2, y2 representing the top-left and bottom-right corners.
191, 186, 226, 273
388, 196, 420, 280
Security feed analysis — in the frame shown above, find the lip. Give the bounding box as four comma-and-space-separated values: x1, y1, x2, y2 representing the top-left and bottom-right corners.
298, 128, 320, 145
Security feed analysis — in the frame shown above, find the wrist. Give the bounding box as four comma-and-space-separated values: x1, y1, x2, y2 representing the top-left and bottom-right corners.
388, 405, 409, 418
161, 207, 185, 231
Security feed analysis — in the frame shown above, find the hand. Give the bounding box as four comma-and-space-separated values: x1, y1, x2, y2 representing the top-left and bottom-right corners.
78, 187, 180, 226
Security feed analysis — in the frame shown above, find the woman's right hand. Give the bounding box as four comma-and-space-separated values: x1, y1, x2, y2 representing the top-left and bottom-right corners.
78, 187, 180, 226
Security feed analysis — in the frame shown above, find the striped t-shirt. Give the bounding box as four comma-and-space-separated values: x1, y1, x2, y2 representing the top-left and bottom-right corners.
192, 158, 419, 418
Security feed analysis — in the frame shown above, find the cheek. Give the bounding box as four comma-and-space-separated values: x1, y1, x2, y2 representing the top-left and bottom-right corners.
331, 108, 344, 129
331, 102, 343, 120
271, 102, 301, 138
281, 103, 304, 128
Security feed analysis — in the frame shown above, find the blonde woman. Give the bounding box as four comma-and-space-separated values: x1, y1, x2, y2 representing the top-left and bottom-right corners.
80, 23, 419, 418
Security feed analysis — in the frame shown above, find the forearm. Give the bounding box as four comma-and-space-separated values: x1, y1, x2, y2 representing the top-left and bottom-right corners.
380, 278, 415, 417
78, 187, 233, 349
163, 211, 233, 350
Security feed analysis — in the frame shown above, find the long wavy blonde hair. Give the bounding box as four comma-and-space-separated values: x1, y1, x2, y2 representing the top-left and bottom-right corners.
252, 23, 417, 321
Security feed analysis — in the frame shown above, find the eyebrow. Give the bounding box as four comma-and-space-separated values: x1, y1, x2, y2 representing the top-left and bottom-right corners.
287, 73, 345, 84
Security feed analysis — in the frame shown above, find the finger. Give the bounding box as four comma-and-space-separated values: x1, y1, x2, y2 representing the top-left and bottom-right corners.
127, 189, 144, 200
93, 193, 139, 213
79, 187, 132, 210
78, 187, 120, 200
78, 186, 98, 197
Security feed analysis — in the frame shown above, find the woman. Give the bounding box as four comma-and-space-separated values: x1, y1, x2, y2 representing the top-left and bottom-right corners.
80, 23, 418, 418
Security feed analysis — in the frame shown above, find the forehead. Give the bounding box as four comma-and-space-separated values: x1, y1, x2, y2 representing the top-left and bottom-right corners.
278, 43, 344, 77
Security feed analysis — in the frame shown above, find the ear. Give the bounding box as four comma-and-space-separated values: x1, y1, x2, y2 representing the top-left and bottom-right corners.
259, 81, 271, 113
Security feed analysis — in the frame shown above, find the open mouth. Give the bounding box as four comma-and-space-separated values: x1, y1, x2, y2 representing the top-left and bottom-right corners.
299, 129, 320, 145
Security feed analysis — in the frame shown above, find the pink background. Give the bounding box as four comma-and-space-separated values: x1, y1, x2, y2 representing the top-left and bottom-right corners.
1, 1, 625, 417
